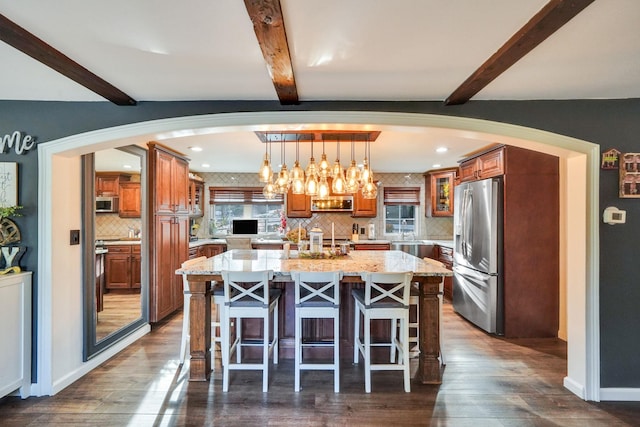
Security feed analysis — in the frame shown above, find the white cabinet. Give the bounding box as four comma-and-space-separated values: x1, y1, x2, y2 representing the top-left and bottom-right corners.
0, 272, 32, 399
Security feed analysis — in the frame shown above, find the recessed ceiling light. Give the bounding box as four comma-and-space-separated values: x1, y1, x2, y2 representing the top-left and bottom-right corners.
201, 163, 210, 168
432, 164, 441, 168
123, 164, 132, 169
190, 146, 203, 152
436, 147, 448, 153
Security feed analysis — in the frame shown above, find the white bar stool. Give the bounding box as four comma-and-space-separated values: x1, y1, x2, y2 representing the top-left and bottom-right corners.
179, 257, 223, 367
291, 270, 343, 392
353, 271, 413, 393
221, 270, 280, 392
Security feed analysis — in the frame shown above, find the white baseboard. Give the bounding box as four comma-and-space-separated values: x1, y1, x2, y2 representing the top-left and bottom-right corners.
50, 325, 150, 396
600, 388, 640, 401
564, 376, 586, 399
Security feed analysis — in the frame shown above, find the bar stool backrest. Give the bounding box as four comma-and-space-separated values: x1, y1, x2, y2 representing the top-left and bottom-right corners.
360, 272, 413, 309
222, 270, 274, 308
181, 256, 207, 293
292, 271, 343, 308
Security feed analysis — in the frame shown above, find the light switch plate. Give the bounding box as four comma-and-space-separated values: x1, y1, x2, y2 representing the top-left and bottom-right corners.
70, 229, 80, 245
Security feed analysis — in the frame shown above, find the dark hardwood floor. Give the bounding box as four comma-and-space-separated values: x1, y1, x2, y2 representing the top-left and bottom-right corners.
2, 302, 640, 426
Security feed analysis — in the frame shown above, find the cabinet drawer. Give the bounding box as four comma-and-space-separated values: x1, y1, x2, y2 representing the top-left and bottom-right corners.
131, 245, 141, 253
437, 245, 453, 263
106, 245, 131, 253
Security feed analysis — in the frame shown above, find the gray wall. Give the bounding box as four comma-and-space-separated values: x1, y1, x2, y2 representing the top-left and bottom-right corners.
1, 99, 638, 387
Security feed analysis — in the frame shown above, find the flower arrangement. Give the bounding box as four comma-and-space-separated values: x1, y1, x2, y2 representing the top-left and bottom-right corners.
279, 210, 287, 234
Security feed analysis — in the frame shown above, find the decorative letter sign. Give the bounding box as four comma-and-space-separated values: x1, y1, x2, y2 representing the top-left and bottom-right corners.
0, 131, 36, 155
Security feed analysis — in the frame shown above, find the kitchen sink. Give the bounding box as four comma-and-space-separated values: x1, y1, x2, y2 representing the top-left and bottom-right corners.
391, 241, 435, 258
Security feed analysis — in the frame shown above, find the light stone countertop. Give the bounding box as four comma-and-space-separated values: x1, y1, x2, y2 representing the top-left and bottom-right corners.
177, 249, 452, 278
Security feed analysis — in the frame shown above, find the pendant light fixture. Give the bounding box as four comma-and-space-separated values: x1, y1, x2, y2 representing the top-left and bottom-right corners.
361, 138, 378, 199
290, 135, 305, 194
345, 136, 361, 193
318, 136, 330, 177
304, 138, 319, 196
258, 134, 273, 183
360, 136, 371, 184
331, 137, 346, 194
274, 134, 290, 194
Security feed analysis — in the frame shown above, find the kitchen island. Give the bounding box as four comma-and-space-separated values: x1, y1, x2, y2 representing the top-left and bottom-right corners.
177, 249, 452, 385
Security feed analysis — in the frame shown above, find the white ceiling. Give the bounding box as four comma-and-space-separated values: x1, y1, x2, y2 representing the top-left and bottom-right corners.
2, 0, 639, 172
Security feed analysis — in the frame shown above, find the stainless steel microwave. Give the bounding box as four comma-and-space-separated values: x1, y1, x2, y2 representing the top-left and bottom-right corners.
96, 196, 118, 213
311, 196, 353, 212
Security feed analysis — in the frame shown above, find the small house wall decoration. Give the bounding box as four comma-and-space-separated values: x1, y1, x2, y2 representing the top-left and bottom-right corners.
601, 148, 620, 169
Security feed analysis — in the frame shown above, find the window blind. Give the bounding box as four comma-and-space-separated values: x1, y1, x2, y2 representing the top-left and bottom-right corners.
383, 187, 420, 205
209, 187, 284, 204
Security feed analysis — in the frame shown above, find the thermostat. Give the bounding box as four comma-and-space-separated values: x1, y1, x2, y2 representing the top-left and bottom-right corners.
603, 206, 626, 225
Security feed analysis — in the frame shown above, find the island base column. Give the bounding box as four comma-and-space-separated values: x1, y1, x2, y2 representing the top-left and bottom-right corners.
188, 278, 212, 381
415, 276, 443, 384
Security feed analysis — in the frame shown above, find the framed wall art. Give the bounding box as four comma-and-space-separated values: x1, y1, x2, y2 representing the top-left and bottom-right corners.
619, 153, 640, 198
0, 162, 17, 207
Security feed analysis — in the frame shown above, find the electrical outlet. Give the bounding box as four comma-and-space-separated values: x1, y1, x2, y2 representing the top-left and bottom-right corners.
70, 229, 80, 245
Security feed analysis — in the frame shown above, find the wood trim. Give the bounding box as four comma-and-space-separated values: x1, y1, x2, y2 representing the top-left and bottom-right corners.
444, 0, 596, 105
243, 0, 299, 104
0, 14, 136, 106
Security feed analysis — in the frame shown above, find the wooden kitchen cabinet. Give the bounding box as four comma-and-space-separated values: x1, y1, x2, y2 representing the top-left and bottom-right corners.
458, 145, 504, 182
149, 143, 190, 322
353, 243, 390, 250
96, 172, 130, 196
286, 188, 312, 218
425, 168, 456, 217
119, 182, 141, 218
188, 178, 205, 217
352, 188, 377, 217
190, 243, 225, 259
105, 244, 141, 291
152, 145, 189, 215
435, 245, 454, 301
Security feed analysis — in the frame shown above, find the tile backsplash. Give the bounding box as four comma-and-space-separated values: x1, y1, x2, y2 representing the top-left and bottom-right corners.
193, 172, 452, 240
96, 213, 142, 239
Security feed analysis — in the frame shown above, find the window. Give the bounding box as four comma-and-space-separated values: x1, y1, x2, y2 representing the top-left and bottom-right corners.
209, 187, 284, 235
383, 187, 420, 238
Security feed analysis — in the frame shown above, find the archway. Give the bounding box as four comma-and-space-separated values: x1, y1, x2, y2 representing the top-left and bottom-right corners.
37, 111, 599, 400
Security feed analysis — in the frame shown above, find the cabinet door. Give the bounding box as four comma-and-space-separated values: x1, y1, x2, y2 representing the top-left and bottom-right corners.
105, 252, 131, 289
478, 148, 504, 179
119, 182, 141, 218
96, 173, 120, 196
172, 216, 190, 307
172, 158, 190, 214
352, 190, 377, 217
427, 171, 455, 217
152, 215, 177, 320
286, 188, 311, 218
354, 243, 389, 250
188, 179, 205, 217
458, 160, 477, 182
154, 151, 175, 213
131, 246, 141, 289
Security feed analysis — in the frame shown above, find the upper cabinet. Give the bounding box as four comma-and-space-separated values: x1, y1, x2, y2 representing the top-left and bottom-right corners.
119, 182, 141, 218
96, 172, 129, 196
151, 145, 189, 214
188, 177, 205, 217
286, 188, 312, 218
458, 147, 504, 182
352, 186, 377, 217
424, 168, 456, 217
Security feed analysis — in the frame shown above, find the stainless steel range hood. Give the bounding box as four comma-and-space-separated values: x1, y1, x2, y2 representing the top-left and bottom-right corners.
311, 196, 353, 212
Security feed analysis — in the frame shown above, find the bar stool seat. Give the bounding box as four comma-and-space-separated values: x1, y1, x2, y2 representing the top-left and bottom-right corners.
291, 270, 343, 392
353, 271, 413, 393
221, 270, 280, 392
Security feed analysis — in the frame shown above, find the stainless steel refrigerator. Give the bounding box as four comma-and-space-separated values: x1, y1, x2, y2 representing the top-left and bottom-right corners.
452, 177, 504, 335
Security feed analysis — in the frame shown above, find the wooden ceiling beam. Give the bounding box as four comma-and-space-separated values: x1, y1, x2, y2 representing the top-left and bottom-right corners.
444, 0, 596, 106
244, 0, 299, 104
0, 14, 136, 106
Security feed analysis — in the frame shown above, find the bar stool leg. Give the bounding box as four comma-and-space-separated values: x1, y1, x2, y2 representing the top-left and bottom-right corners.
334, 314, 340, 393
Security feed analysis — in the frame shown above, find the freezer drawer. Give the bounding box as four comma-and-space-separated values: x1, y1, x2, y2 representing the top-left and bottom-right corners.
452, 264, 503, 335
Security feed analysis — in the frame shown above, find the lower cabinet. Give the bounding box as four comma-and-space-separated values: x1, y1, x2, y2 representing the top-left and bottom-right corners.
105, 244, 141, 290
436, 245, 453, 301
189, 243, 225, 259
353, 243, 390, 250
